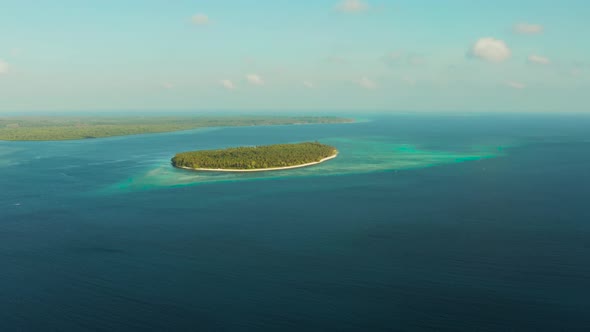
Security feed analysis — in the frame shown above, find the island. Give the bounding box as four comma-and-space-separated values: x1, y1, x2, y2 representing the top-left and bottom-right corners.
0, 116, 353, 141
171, 142, 338, 172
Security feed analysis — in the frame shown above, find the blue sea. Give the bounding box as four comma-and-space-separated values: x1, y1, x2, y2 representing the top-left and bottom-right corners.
1, 114, 589, 331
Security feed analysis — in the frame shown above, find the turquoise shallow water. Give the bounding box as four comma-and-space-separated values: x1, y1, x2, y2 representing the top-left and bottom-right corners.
1, 114, 590, 331
110, 136, 504, 191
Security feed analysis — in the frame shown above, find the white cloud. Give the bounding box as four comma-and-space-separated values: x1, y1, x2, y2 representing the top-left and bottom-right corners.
506, 81, 526, 89
10, 48, 22, 57
358, 77, 377, 89
303, 81, 315, 88
246, 74, 264, 85
408, 55, 425, 66
325, 55, 347, 64
243, 57, 256, 65
0, 59, 8, 74
336, 0, 369, 13
528, 54, 550, 65
221, 79, 236, 90
514, 23, 544, 35
161, 82, 174, 89
383, 52, 403, 62
469, 37, 511, 63
402, 77, 417, 86
571, 62, 585, 77
191, 13, 210, 25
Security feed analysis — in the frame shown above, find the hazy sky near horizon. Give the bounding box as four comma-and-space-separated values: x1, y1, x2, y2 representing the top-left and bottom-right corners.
0, 0, 589, 113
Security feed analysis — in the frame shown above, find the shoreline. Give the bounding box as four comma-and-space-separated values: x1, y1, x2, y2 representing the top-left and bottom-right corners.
175, 153, 338, 173
0, 119, 354, 142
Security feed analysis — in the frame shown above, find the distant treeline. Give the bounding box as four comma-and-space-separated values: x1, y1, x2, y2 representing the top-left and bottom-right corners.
172, 142, 337, 170
0, 116, 353, 141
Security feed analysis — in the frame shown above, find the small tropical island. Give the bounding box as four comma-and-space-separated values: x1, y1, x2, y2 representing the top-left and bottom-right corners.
171, 142, 338, 172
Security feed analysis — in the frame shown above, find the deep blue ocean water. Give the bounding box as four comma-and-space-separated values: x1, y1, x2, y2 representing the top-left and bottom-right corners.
1, 114, 589, 331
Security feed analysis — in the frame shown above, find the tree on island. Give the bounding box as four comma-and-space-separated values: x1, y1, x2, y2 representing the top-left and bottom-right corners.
171, 142, 337, 170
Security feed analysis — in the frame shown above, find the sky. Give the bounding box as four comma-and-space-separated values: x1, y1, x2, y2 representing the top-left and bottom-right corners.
0, 0, 589, 113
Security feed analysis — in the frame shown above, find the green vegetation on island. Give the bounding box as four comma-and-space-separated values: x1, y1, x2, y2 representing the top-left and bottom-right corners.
172, 142, 338, 171
0, 116, 353, 141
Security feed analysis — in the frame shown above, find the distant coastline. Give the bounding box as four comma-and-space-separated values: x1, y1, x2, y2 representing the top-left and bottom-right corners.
0, 116, 353, 141
175, 152, 338, 172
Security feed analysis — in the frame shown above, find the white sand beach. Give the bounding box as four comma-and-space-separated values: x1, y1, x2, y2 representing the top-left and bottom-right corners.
176, 153, 338, 173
